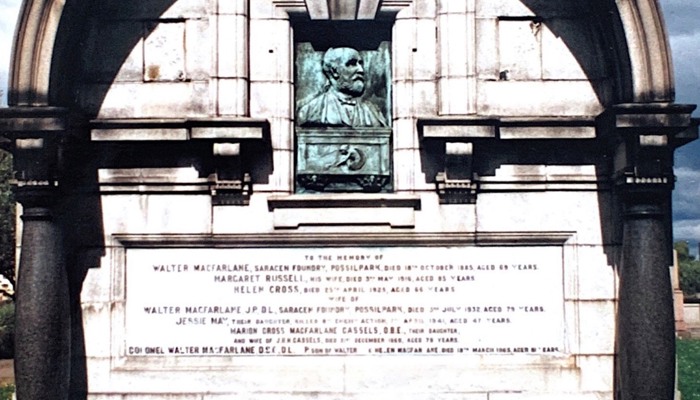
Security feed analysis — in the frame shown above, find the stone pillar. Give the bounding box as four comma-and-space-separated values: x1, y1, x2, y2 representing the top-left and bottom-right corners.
617, 196, 675, 400
0, 107, 72, 400
215, 0, 249, 116
14, 186, 71, 400
613, 103, 698, 400
436, 0, 476, 116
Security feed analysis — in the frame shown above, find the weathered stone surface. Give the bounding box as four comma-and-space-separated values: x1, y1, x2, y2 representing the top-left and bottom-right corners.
477, 0, 589, 18
438, 77, 476, 115
393, 80, 438, 118
100, 194, 212, 235
80, 82, 210, 118
438, 12, 474, 79
394, 18, 438, 81
249, 20, 293, 82
217, 78, 250, 116
498, 19, 542, 81
94, 0, 210, 19
216, 15, 249, 78
475, 191, 611, 245
144, 22, 186, 82
541, 18, 607, 80
477, 81, 606, 116
83, 20, 144, 83
185, 19, 212, 81
475, 17, 499, 80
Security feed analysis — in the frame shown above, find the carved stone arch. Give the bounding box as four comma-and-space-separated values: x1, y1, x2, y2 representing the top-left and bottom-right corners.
9, 0, 66, 106
513, 0, 672, 105
615, 0, 675, 102
11, 0, 673, 106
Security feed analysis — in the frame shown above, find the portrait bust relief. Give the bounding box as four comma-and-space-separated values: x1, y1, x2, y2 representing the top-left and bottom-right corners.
297, 47, 388, 128
294, 33, 392, 193
295, 43, 391, 128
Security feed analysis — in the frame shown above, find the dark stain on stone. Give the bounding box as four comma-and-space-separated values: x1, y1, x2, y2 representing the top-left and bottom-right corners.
146, 64, 160, 80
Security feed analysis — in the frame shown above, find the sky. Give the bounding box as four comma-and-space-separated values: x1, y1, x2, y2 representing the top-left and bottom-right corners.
0, 0, 20, 104
0, 0, 699, 246
660, 0, 700, 252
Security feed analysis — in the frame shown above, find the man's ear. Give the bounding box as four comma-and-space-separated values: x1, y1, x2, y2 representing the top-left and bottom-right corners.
329, 66, 339, 79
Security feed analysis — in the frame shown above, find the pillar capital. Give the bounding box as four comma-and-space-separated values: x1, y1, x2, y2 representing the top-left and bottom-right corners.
611, 104, 698, 209
0, 106, 72, 209
0, 107, 69, 195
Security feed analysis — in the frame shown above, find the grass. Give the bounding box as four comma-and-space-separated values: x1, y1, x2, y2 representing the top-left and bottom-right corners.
678, 338, 700, 400
0, 384, 13, 400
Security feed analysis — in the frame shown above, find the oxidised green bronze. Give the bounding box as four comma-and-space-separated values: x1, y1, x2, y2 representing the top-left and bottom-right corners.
295, 43, 391, 193
297, 47, 387, 127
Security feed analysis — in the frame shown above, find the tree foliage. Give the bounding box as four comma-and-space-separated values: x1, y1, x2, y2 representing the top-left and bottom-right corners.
0, 152, 14, 288
0, 303, 14, 359
676, 241, 694, 263
680, 262, 700, 297
676, 241, 700, 297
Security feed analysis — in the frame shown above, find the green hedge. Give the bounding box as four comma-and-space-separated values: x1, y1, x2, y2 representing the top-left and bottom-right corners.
0, 303, 14, 360
0, 152, 14, 292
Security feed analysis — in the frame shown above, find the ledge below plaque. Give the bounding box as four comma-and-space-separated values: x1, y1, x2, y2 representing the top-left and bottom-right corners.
267, 194, 421, 229
268, 194, 420, 210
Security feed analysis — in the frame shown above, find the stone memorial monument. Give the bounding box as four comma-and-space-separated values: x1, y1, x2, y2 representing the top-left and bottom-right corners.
0, 1, 698, 400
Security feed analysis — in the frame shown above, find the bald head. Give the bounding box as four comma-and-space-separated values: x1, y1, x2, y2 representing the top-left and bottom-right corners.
321, 47, 366, 96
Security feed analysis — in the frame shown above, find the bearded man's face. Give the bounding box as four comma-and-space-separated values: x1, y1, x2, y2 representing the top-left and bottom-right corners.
334, 49, 365, 96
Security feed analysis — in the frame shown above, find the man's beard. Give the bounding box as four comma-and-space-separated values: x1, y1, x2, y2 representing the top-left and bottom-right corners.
338, 78, 365, 97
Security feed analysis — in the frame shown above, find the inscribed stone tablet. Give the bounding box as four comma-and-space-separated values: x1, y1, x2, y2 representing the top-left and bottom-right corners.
125, 247, 565, 356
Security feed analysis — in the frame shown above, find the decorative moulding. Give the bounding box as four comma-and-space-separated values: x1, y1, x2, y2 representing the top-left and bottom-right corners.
613, 103, 697, 139
0, 106, 69, 133
267, 193, 422, 229
111, 231, 575, 248
612, 103, 698, 196
273, 0, 412, 19
89, 117, 270, 206
89, 118, 268, 141
418, 116, 604, 204
418, 117, 600, 140
267, 193, 421, 210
